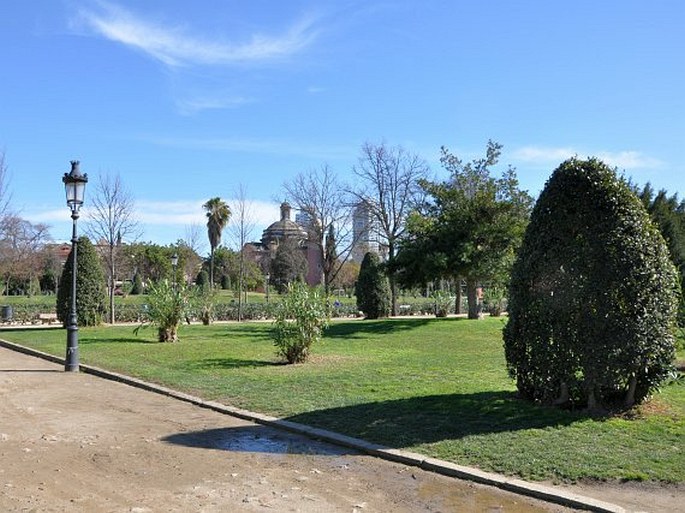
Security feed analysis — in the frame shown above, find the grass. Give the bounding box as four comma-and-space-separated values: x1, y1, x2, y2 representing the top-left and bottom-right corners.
1, 317, 683, 483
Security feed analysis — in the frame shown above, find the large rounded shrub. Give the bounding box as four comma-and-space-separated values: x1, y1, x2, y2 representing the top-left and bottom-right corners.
356, 252, 391, 319
56, 236, 107, 327
504, 158, 679, 409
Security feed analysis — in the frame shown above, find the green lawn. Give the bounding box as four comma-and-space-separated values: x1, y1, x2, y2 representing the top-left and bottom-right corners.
2, 317, 683, 483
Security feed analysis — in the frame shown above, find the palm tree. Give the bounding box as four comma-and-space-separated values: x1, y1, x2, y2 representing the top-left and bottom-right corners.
203, 197, 231, 288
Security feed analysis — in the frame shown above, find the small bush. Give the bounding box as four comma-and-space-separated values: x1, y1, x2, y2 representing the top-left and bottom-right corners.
431, 290, 454, 317
192, 286, 216, 325
483, 285, 507, 316
272, 283, 330, 364
136, 280, 192, 342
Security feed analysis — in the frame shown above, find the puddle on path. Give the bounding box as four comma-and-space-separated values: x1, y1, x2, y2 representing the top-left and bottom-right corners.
163, 426, 573, 512
163, 425, 349, 455
419, 479, 562, 513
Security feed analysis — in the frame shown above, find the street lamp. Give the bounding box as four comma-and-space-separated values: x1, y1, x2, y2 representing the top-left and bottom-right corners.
171, 253, 179, 290
265, 272, 270, 303
62, 160, 88, 372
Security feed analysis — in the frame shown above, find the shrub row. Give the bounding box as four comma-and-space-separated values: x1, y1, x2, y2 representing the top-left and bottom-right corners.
0, 296, 485, 324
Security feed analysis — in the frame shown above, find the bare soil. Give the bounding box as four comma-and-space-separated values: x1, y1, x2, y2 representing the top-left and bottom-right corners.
0, 346, 680, 512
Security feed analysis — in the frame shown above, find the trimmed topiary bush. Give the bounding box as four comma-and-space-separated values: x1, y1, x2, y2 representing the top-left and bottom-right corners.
130, 272, 143, 295
56, 236, 107, 327
504, 158, 680, 410
355, 252, 391, 319
195, 269, 210, 289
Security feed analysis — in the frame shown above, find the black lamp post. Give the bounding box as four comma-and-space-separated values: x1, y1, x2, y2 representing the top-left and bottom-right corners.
171, 253, 179, 291
62, 161, 88, 372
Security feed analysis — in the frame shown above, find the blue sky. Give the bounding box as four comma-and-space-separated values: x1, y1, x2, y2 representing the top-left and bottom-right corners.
2, 1, 683, 252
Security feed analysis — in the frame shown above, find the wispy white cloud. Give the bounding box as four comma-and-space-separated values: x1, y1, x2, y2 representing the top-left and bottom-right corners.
595, 151, 664, 170
174, 95, 255, 115
25, 208, 70, 225
71, 1, 319, 68
511, 146, 577, 165
25, 198, 280, 229
512, 146, 663, 170
135, 199, 279, 228
138, 134, 354, 160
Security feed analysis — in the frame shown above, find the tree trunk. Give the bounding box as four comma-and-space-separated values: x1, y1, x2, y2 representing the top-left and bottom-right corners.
587, 389, 597, 411
390, 276, 398, 316
466, 277, 482, 319
554, 382, 570, 405
388, 244, 398, 317
455, 279, 462, 315
624, 374, 638, 408
158, 325, 178, 342
237, 252, 244, 322
109, 273, 115, 324
108, 245, 116, 324
209, 247, 215, 288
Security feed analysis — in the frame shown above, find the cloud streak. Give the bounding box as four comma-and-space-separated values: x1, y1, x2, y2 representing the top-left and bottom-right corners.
71, 2, 319, 68
135, 199, 280, 228
512, 146, 663, 170
174, 95, 255, 115
139, 134, 354, 161
27, 199, 281, 244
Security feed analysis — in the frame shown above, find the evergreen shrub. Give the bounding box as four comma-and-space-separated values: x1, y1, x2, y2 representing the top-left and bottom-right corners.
56, 236, 107, 327
355, 252, 390, 319
504, 158, 680, 409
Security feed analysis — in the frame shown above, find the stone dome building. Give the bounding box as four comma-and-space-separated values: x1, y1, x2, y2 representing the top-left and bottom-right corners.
243, 202, 322, 287
261, 202, 308, 246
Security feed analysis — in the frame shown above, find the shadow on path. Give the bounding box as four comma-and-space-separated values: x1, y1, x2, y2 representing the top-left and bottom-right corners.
0, 369, 61, 373
162, 424, 354, 456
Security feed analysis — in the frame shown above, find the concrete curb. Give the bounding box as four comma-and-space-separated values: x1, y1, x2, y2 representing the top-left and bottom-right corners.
0, 339, 626, 513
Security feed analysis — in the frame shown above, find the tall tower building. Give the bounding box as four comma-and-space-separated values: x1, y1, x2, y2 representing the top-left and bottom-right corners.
351, 201, 380, 263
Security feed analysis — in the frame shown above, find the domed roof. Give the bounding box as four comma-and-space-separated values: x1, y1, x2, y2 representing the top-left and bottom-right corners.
262, 202, 308, 245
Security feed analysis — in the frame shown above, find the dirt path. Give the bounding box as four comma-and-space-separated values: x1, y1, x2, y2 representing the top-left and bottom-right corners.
0, 346, 679, 512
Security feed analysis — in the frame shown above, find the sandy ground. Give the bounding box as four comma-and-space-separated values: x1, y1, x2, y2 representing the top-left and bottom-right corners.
0, 346, 681, 513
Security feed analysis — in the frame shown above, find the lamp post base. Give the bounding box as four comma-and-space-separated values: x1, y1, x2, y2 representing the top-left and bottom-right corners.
65, 324, 79, 372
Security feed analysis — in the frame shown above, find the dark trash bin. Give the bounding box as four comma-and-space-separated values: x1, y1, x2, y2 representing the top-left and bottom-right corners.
1, 305, 12, 322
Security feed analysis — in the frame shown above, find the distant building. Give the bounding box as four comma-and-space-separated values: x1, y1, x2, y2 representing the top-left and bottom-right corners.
351, 200, 386, 263
243, 202, 322, 286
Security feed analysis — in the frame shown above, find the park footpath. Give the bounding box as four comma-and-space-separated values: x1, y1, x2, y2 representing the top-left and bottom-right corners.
0, 335, 626, 513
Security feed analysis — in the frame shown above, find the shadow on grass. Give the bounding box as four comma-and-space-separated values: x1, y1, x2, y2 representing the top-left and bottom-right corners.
325, 317, 444, 339
79, 336, 160, 345
283, 391, 581, 448
0, 326, 62, 333
180, 357, 282, 370
162, 424, 353, 455
200, 324, 273, 342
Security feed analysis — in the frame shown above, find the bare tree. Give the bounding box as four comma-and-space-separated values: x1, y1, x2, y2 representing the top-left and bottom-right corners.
229, 184, 256, 320
86, 172, 140, 323
283, 165, 354, 293
181, 222, 205, 283
351, 142, 430, 315
0, 151, 12, 222
184, 222, 206, 256
0, 216, 51, 295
